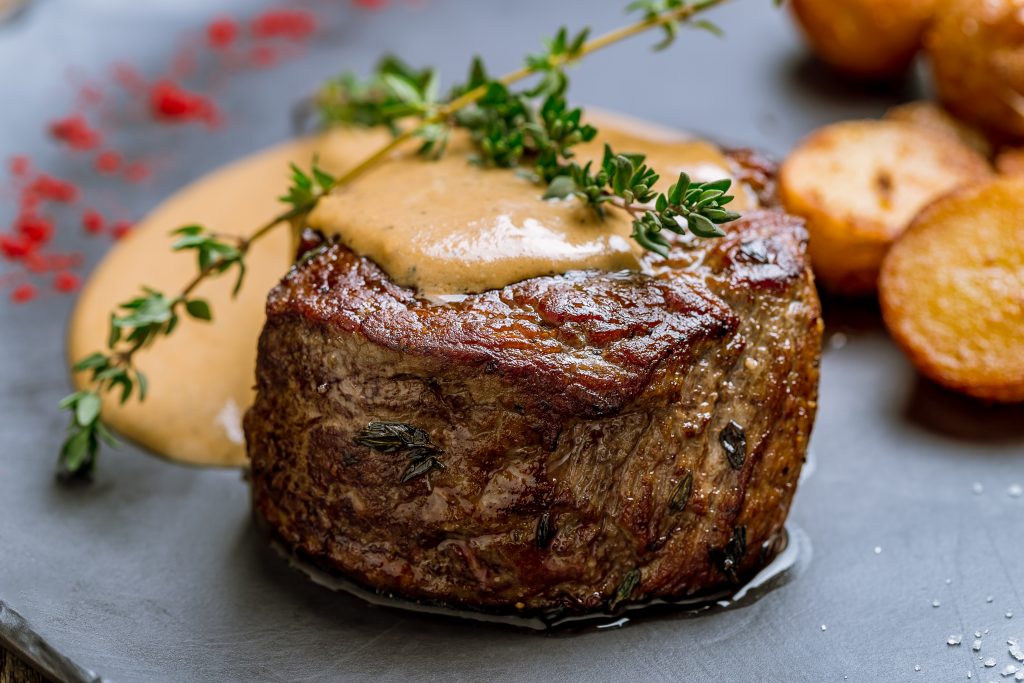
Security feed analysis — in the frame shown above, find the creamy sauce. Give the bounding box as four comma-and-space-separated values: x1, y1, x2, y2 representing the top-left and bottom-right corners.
311, 115, 753, 295
68, 113, 753, 466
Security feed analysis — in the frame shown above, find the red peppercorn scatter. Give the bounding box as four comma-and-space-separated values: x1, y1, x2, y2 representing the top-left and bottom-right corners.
53, 271, 80, 293
94, 150, 123, 174
82, 209, 105, 235
10, 284, 37, 304
48, 115, 103, 151
16, 214, 54, 243
111, 221, 133, 240
3, 0, 398, 305
250, 10, 317, 41
149, 80, 221, 127
207, 17, 239, 49
122, 161, 152, 185
9, 155, 30, 177
23, 174, 79, 204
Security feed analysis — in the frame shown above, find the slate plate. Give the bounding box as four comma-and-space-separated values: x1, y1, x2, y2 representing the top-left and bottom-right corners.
1, 1, 1023, 681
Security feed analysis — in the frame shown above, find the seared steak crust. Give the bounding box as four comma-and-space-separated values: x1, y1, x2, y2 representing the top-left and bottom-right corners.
246, 161, 822, 617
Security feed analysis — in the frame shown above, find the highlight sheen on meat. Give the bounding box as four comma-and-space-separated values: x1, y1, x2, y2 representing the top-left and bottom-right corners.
245, 155, 822, 619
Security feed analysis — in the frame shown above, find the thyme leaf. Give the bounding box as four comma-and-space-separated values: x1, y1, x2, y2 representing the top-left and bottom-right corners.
669, 470, 694, 513
535, 511, 556, 550
710, 525, 747, 583
355, 421, 444, 483
611, 568, 642, 610
720, 420, 747, 470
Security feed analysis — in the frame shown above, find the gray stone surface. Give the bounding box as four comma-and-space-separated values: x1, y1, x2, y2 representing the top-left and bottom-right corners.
1, 1, 1022, 681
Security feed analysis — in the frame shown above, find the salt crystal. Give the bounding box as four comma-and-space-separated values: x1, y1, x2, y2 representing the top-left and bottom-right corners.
986, 658, 998, 668
1010, 642, 1024, 662
973, 482, 985, 494
1009, 612, 1015, 620
874, 546, 882, 555
950, 635, 964, 646
1015, 672, 1024, 682
1002, 665, 1018, 677
821, 624, 827, 631
934, 600, 942, 608
915, 665, 922, 672
946, 578, 953, 584
975, 640, 985, 651
1009, 484, 1023, 498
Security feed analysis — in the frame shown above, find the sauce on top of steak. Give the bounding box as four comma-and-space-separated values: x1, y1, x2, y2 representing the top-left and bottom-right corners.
308, 121, 755, 297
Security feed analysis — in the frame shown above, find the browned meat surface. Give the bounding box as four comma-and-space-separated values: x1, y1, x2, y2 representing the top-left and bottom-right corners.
246, 160, 822, 619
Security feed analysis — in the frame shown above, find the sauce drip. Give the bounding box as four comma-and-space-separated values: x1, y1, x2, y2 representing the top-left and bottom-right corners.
68, 113, 754, 466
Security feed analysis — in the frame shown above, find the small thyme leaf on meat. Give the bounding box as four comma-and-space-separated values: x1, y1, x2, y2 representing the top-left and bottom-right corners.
710, 525, 747, 582
355, 421, 444, 483
61, 0, 739, 478
535, 511, 556, 550
669, 470, 694, 513
611, 569, 642, 610
355, 421, 435, 453
720, 420, 747, 470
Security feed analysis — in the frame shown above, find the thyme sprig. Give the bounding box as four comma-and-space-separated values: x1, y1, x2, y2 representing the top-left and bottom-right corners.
321, 8, 738, 251
60, 0, 735, 478
58, 162, 336, 478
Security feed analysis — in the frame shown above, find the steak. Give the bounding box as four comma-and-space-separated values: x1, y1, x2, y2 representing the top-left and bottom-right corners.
245, 154, 822, 618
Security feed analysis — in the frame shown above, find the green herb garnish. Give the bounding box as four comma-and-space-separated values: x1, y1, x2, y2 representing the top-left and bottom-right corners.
59, 0, 737, 478
355, 421, 444, 483
669, 470, 694, 513
710, 525, 748, 582
720, 420, 747, 470
611, 568, 642, 610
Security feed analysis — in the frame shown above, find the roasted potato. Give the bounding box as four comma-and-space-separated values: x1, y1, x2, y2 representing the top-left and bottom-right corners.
925, 0, 1024, 141
779, 120, 992, 295
790, 0, 939, 78
885, 101, 993, 158
996, 147, 1024, 176
879, 176, 1024, 403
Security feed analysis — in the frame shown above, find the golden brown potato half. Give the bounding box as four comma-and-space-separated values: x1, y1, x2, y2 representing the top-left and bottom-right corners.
925, 0, 1024, 141
879, 176, 1024, 403
996, 147, 1024, 176
779, 120, 992, 295
885, 101, 993, 158
790, 0, 939, 78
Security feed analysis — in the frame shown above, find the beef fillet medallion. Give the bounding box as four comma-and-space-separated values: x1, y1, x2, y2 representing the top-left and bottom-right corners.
245, 152, 822, 619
